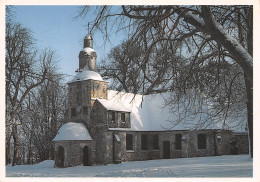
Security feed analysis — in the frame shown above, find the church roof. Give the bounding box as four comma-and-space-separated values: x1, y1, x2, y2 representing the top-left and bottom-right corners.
69, 69, 103, 83
52, 122, 93, 141
98, 90, 247, 132
97, 92, 132, 112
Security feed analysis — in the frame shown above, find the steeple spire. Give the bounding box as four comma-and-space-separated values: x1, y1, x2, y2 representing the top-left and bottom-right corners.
84, 34, 93, 48
79, 31, 97, 71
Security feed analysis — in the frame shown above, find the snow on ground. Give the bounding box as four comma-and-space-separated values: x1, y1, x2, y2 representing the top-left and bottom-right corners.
6, 155, 252, 177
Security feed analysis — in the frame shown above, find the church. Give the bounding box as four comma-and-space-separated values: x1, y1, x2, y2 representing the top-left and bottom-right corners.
52, 34, 249, 168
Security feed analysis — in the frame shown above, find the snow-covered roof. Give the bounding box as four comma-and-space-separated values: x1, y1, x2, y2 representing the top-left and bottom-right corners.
98, 98, 131, 112
53, 122, 93, 141
81, 47, 96, 55
97, 91, 134, 112
69, 69, 103, 83
101, 90, 246, 132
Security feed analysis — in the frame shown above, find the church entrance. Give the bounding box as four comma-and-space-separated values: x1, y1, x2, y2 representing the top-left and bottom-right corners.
57, 146, 64, 168
83, 146, 89, 166
163, 141, 171, 159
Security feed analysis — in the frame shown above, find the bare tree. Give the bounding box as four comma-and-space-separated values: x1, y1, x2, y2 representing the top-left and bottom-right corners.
5, 20, 59, 165
79, 5, 253, 157
17, 72, 68, 164
100, 40, 144, 93
32, 76, 68, 162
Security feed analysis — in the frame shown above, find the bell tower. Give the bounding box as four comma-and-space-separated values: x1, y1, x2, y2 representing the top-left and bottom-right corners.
67, 33, 108, 128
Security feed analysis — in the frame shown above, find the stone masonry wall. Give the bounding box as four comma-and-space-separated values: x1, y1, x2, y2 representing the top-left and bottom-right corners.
106, 129, 248, 163
68, 80, 91, 125
91, 127, 248, 165
54, 140, 93, 167
234, 133, 249, 154
91, 101, 108, 125
95, 125, 113, 165
216, 130, 232, 155
185, 130, 215, 158
68, 80, 107, 126
110, 131, 193, 162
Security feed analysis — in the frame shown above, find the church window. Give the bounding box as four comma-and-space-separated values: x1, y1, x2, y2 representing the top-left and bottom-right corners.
175, 134, 182, 150
112, 112, 115, 121
153, 135, 159, 150
198, 134, 207, 149
83, 106, 88, 115
121, 113, 125, 123
71, 108, 76, 117
141, 134, 148, 150
126, 134, 133, 150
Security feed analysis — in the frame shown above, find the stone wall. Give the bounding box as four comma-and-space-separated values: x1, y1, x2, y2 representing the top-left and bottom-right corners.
54, 128, 249, 167
110, 130, 191, 162
216, 130, 232, 155
90, 80, 108, 100
92, 101, 107, 123
234, 132, 249, 154
185, 130, 215, 157
54, 140, 93, 167
68, 79, 107, 127
68, 80, 91, 125
95, 125, 113, 165
103, 129, 249, 164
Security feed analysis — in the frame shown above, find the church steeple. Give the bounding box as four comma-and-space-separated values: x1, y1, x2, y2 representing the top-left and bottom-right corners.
69, 32, 107, 125
78, 34, 97, 71
84, 34, 93, 48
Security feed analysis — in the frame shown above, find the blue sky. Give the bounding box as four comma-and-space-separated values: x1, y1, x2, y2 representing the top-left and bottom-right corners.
13, 5, 126, 81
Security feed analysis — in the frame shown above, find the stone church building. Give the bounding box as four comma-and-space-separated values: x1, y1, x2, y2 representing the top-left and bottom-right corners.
52, 34, 249, 168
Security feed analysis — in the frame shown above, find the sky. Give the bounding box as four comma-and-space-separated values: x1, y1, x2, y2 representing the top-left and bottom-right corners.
12, 5, 127, 81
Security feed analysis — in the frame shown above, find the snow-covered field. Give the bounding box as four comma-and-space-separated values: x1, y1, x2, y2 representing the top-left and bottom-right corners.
6, 155, 252, 177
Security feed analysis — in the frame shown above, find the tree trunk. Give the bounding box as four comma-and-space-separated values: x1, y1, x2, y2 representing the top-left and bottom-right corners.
27, 149, 31, 164
27, 131, 32, 164
6, 125, 11, 165
6, 146, 11, 165
246, 8, 253, 158
200, 6, 253, 158
244, 73, 253, 158
12, 123, 19, 166
22, 146, 25, 164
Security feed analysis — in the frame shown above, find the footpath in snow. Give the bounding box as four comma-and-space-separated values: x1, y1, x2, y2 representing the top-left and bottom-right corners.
6, 154, 252, 177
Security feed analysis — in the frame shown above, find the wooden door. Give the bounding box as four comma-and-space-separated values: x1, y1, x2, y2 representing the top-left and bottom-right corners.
83, 146, 88, 166
57, 146, 64, 168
